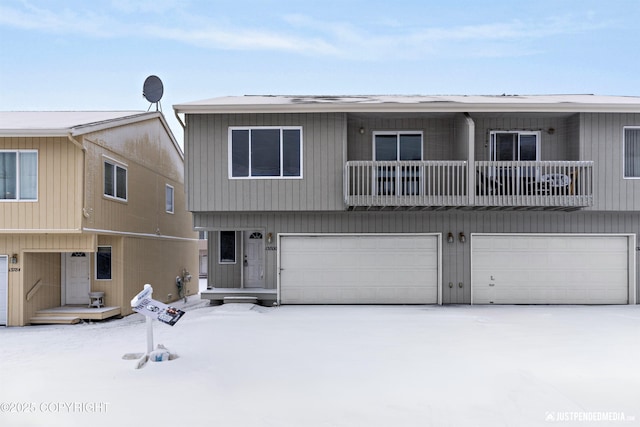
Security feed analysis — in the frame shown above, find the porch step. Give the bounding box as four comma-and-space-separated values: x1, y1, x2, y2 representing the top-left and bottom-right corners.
223, 296, 258, 304
30, 316, 81, 325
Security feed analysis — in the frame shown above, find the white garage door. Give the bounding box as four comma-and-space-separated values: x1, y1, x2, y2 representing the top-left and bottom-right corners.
0, 256, 7, 325
279, 234, 440, 304
472, 234, 634, 305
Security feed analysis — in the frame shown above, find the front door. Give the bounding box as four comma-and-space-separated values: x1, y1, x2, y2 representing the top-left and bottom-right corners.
65, 252, 90, 305
243, 231, 264, 288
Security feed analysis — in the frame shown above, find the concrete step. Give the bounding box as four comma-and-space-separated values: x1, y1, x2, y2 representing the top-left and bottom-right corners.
223, 296, 258, 304
30, 316, 81, 325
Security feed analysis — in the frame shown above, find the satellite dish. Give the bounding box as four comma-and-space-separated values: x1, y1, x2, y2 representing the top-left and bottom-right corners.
143, 75, 163, 110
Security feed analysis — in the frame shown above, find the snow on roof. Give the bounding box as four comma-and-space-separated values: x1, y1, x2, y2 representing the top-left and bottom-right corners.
0, 111, 156, 136
174, 94, 640, 114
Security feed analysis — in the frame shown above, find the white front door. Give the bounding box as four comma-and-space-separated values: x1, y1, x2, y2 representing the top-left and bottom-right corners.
0, 256, 7, 325
65, 252, 90, 305
244, 231, 264, 288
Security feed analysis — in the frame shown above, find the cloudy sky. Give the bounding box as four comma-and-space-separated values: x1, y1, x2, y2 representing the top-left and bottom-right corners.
1, 0, 639, 142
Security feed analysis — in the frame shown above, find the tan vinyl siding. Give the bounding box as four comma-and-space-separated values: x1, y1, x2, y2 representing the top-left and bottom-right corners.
0, 136, 83, 232
120, 236, 198, 315
195, 210, 640, 303
581, 113, 640, 211
0, 233, 95, 325
82, 119, 194, 239
185, 113, 346, 212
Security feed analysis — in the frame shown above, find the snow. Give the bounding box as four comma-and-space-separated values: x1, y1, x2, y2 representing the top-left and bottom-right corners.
1, 281, 640, 427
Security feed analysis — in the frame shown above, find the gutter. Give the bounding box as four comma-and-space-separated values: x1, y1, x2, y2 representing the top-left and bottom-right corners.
67, 134, 91, 220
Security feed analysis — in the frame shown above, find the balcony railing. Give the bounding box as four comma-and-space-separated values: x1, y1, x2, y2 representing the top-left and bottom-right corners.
345, 161, 468, 208
344, 160, 594, 210
475, 161, 594, 209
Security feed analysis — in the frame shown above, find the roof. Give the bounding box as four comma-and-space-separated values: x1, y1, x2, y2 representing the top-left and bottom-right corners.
0, 111, 160, 137
174, 94, 640, 114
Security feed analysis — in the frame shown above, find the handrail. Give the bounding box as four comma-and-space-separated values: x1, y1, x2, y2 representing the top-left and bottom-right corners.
26, 279, 42, 301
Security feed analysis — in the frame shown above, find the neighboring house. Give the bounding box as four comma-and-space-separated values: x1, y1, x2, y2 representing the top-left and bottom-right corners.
0, 111, 198, 326
173, 95, 640, 306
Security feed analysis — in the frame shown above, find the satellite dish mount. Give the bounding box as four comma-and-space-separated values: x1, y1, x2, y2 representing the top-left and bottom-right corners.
143, 75, 164, 112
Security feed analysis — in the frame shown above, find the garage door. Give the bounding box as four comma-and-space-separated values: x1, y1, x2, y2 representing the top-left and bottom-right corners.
279, 234, 440, 304
0, 256, 7, 325
472, 234, 635, 304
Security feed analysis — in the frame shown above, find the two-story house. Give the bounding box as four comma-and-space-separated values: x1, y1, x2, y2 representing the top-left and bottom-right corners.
174, 95, 640, 307
0, 111, 198, 326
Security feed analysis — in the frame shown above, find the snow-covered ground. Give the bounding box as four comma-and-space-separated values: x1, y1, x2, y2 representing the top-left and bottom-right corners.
1, 281, 640, 427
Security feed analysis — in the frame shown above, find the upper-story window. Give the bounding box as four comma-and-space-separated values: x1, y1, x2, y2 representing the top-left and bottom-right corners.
373, 132, 423, 161
490, 131, 540, 161
229, 127, 302, 179
104, 158, 127, 201
165, 184, 174, 213
623, 127, 640, 178
0, 150, 38, 201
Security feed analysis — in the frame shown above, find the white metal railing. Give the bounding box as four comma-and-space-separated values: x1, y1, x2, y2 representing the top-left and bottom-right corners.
345, 161, 468, 207
475, 161, 594, 208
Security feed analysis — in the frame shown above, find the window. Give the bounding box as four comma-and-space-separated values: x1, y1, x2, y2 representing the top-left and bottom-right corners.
104, 159, 127, 201
0, 150, 37, 201
624, 127, 640, 178
229, 127, 302, 178
373, 132, 423, 161
96, 246, 112, 280
373, 132, 423, 196
165, 184, 174, 213
489, 131, 540, 161
219, 231, 236, 264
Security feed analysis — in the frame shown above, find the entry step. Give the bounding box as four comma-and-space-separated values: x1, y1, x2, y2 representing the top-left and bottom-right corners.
223, 296, 259, 304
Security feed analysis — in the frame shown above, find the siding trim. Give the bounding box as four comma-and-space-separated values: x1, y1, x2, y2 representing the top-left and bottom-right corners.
82, 228, 198, 242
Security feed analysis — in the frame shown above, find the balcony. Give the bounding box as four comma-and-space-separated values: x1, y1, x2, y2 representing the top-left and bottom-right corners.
345, 161, 468, 210
345, 160, 594, 210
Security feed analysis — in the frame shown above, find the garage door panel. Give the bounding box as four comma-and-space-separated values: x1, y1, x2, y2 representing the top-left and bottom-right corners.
0, 257, 7, 326
472, 235, 631, 305
280, 235, 439, 304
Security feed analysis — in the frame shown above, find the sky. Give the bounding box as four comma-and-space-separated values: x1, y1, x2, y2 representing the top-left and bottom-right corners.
1, 0, 640, 144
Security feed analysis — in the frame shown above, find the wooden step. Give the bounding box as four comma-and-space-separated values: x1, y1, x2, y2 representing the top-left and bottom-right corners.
223, 296, 258, 304
30, 316, 81, 325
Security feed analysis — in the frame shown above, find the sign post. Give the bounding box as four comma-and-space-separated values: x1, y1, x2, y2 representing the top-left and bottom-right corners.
127, 284, 186, 368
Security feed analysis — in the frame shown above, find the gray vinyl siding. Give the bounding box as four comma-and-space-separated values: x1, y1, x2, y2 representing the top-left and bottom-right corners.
346, 114, 457, 161
196, 210, 640, 303
580, 113, 640, 211
185, 113, 346, 212
472, 114, 579, 161
208, 231, 241, 288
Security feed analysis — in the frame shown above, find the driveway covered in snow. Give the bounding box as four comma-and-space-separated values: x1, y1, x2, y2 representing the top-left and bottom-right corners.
1, 302, 639, 426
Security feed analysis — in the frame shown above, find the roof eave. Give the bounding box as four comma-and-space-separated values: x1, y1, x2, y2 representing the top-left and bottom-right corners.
174, 102, 640, 115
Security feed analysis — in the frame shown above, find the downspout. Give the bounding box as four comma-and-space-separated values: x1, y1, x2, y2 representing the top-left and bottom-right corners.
67, 134, 91, 221
174, 111, 185, 130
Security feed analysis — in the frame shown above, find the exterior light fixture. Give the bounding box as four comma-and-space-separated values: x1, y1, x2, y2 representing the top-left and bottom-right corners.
10, 254, 18, 264
267, 232, 273, 243
447, 232, 454, 244
359, 127, 365, 135
459, 232, 466, 243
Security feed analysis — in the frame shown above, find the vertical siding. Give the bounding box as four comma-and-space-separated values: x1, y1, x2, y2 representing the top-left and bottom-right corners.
207, 231, 242, 288
581, 113, 640, 211
186, 113, 346, 211
473, 114, 574, 161
0, 233, 95, 325
120, 236, 198, 316
346, 114, 456, 161
0, 136, 82, 231
195, 210, 640, 304
83, 119, 196, 239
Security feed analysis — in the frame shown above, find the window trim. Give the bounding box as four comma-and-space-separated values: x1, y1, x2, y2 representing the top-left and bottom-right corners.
0, 149, 38, 202
623, 126, 640, 179
95, 245, 112, 281
228, 126, 303, 180
372, 131, 424, 161
103, 156, 128, 202
165, 184, 174, 214
218, 231, 237, 264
